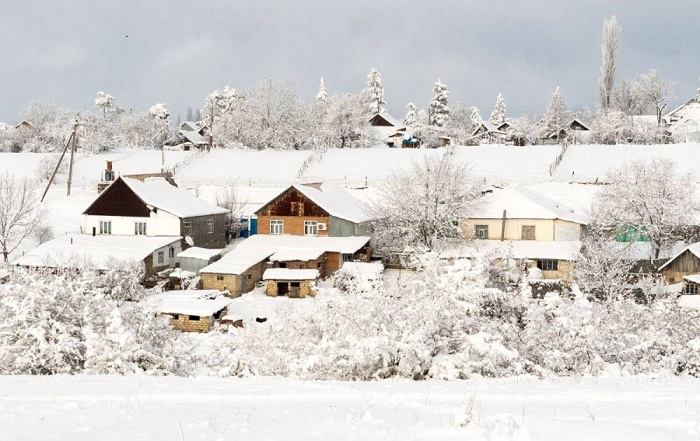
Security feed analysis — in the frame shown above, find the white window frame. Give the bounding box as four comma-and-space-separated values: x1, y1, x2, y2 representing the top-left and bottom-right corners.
99, 220, 112, 235
304, 220, 318, 236
157, 251, 164, 265
207, 218, 214, 234
537, 259, 558, 272
134, 221, 147, 236
184, 221, 192, 236
270, 220, 284, 235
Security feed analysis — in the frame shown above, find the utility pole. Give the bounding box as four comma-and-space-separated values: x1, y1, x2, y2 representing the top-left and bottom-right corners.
66, 119, 78, 196
41, 122, 76, 202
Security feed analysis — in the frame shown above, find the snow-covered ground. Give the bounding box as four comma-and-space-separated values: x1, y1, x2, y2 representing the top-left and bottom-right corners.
1, 375, 698, 440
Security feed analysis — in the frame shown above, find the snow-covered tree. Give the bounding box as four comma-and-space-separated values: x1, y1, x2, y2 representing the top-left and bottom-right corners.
316, 77, 329, 103
241, 79, 303, 150
429, 80, 450, 127
148, 103, 170, 120
543, 87, 567, 138
404, 102, 417, 126
321, 93, 371, 148
632, 69, 674, 126
489, 93, 507, 126
573, 237, 635, 301
507, 116, 538, 146
370, 155, 482, 253
216, 182, 249, 242
470, 106, 482, 128
590, 157, 698, 260
364, 68, 385, 114
599, 15, 621, 110
94, 91, 117, 118
202, 86, 241, 147
0, 173, 48, 265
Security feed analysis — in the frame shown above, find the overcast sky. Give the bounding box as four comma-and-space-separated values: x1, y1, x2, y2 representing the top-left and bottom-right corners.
1, 0, 699, 124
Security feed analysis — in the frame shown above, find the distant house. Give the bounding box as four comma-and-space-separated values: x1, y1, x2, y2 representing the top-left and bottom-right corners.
11, 234, 182, 277
199, 234, 371, 296
82, 176, 227, 249
255, 183, 373, 237
471, 121, 506, 144
665, 90, 700, 142
147, 290, 231, 333
369, 110, 408, 147
464, 187, 591, 241
167, 121, 211, 151
658, 243, 700, 284
537, 119, 591, 144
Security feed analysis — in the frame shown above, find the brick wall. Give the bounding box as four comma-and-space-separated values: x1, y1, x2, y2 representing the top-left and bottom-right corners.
162, 313, 215, 332
257, 215, 330, 236
200, 261, 266, 296
265, 280, 315, 298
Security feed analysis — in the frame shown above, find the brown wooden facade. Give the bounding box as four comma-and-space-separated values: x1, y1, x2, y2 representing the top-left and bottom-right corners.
661, 250, 700, 283
84, 178, 151, 217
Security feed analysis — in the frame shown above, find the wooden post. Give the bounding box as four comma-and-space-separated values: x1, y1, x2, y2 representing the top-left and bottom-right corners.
40, 131, 74, 202
500, 210, 507, 241
66, 120, 78, 196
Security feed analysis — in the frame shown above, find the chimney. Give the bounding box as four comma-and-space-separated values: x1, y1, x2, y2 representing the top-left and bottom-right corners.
107, 161, 113, 171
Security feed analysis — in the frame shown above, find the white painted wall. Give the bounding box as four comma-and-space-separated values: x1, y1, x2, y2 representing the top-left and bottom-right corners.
152, 242, 182, 268
84, 210, 181, 237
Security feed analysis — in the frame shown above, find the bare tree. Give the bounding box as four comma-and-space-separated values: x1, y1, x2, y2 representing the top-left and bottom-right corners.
632, 69, 674, 127
599, 15, 621, 111
369, 155, 482, 254
0, 173, 48, 265
216, 182, 249, 242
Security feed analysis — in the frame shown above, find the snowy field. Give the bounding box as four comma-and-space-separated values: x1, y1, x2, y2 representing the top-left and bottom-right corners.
1, 375, 699, 440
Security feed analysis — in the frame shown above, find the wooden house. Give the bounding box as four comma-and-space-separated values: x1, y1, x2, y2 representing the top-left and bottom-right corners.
255, 183, 373, 237
263, 268, 318, 298
471, 121, 507, 144
83, 176, 227, 250
464, 187, 591, 242
658, 243, 700, 283
682, 274, 700, 295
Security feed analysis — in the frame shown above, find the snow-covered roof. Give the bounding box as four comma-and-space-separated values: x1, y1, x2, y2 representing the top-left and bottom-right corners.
11, 234, 182, 270
258, 183, 373, 224
269, 247, 325, 262
169, 268, 197, 279
444, 240, 582, 261
682, 274, 700, 284
200, 235, 370, 275
89, 176, 228, 219
177, 246, 222, 260
472, 121, 504, 136
148, 290, 231, 317
263, 268, 319, 281
658, 243, 700, 271
370, 110, 402, 128
470, 187, 591, 225
339, 262, 384, 280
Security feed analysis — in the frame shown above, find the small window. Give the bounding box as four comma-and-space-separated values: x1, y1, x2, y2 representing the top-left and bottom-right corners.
342, 253, 353, 263
207, 218, 214, 234
537, 259, 558, 271
170, 314, 179, 320
169, 247, 175, 259
188, 315, 200, 321
291, 282, 301, 288
217, 274, 224, 281
304, 220, 318, 236
270, 220, 284, 235
475, 225, 489, 239
157, 251, 164, 265
99, 221, 112, 235
521, 225, 536, 240
184, 221, 192, 236
134, 222, 147, 235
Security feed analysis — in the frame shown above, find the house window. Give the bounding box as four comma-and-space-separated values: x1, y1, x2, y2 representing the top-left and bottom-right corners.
685, 283, 699, 294
157, 251, 164, 265
537, 259, 558, 271
134, 222, 147, 235
169, 247, 175, 259
170, 314, 179, 320
207, 218, 214, 234
216, 274, 224, 281
188, 315, 200, 321
475, 225, 489, 239
521, 225, 536, 240
304, 220, 318, 236
99, 221, 112, 234
342, 253, 353, 263
270, 220, 284, 235
184, 221, 192, 236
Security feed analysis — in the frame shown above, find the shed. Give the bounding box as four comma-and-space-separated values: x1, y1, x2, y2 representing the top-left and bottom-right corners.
263, 268, 319, 298
177, 246, 222, 275
148, 290, 231, 333
682, 274, 700, 295
658, 243, 700, 283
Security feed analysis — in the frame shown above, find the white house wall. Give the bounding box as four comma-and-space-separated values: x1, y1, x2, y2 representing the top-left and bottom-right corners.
84, 210, 181, 237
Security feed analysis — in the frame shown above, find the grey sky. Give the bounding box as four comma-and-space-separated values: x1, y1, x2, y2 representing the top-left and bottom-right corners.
1, 0, 699, 124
